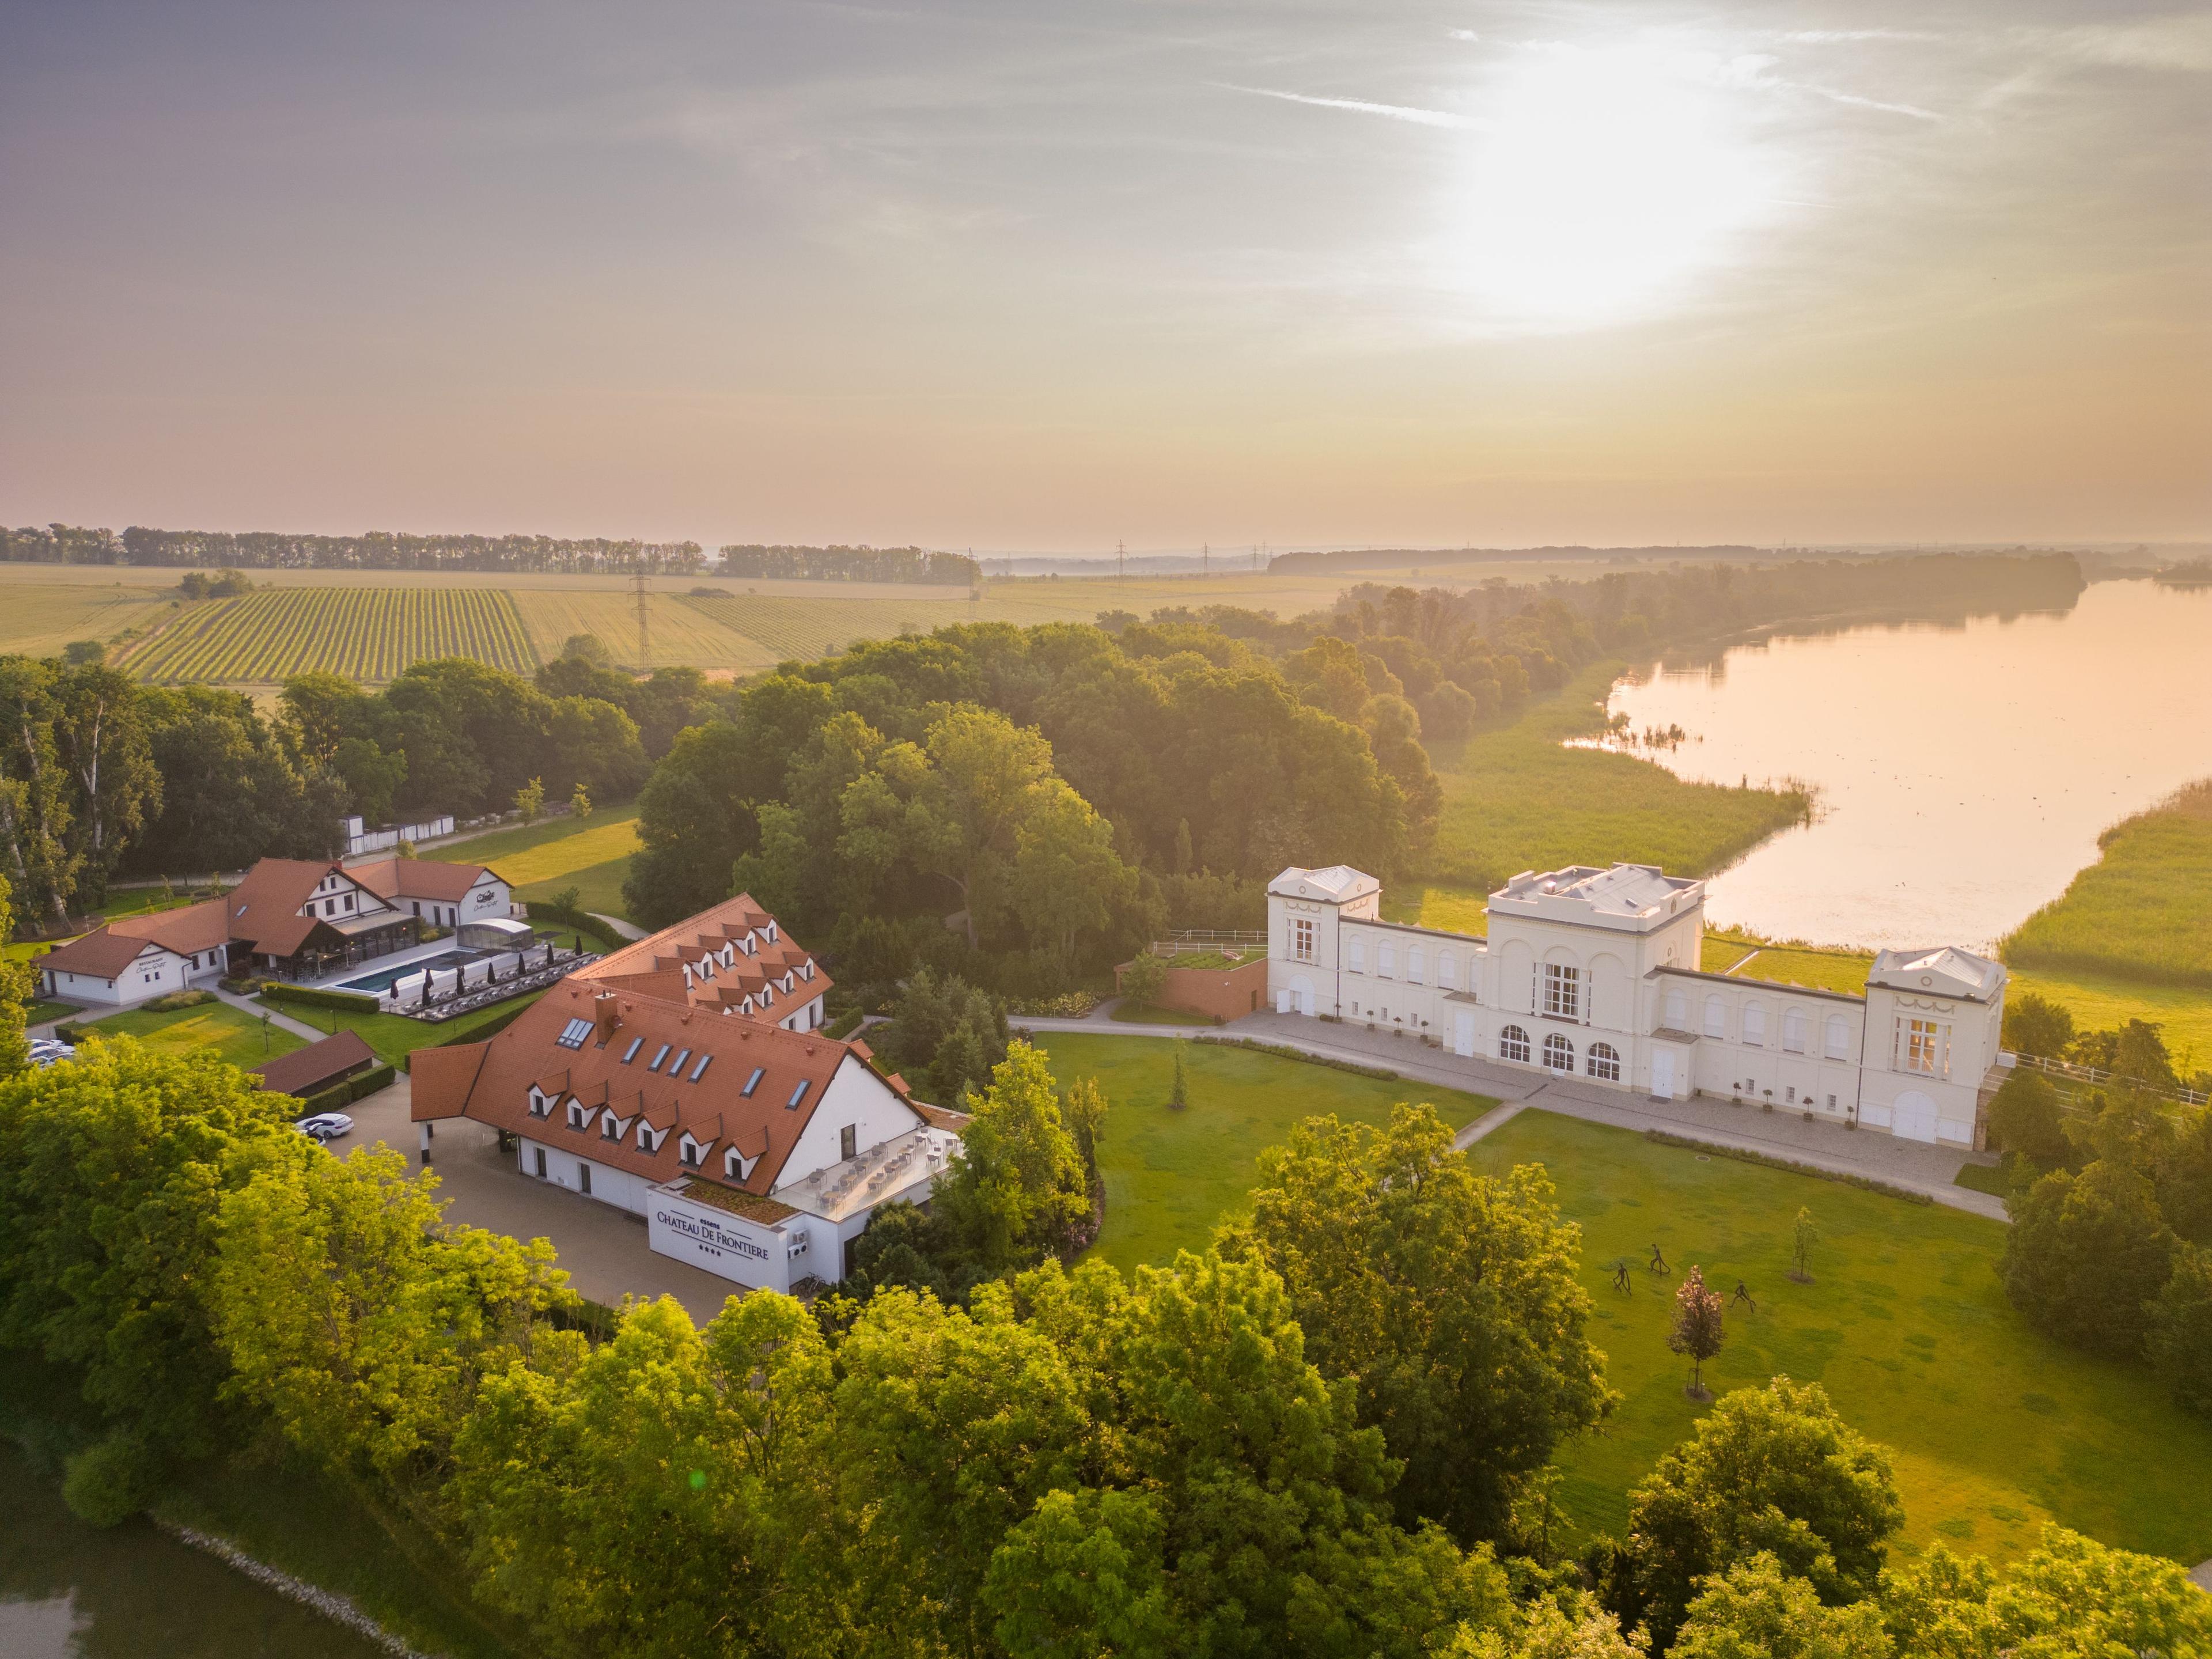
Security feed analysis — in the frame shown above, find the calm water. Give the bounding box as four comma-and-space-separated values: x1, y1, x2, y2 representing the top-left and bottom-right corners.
1605, 578, 2212, 953
0, 1441, 385, 1659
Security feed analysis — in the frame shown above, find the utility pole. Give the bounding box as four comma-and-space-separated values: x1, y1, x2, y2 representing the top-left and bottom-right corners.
1117, 539, 1125, 582
633, 566, 650, 669
1202, 541, 1209, 576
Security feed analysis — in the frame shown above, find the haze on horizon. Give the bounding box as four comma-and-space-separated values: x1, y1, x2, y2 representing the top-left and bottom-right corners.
2, 1, 2206, 554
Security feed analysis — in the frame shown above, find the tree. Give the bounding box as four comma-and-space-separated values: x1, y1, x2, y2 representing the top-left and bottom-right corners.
1168, 1040, 1190, 1109
2001, 992, 2074, 1060
1009, 776, 1139, 965
1120, 949, 1168, 1008
933, 1041, 1091, 1276
1790, 1208, 1817, 1284
0, 657, 82, 926
906, 706, 1056, 947
514, 777, 545, 824
0, 872, 32, 1079
2069, 1019, 2179, 1092
1228, 1103, 1611, 1544
543, 695, 647, 804
1669, 1267, 1725, 1399
52, 661, 161, 904
570, 782, 593, 821
1985, 1070, 2071, 1172
1604, 1377, 1903, 1654
2000, 1162, 2176, 1358
876, 968, 1008, 1105
1673, 1553, 1891, 1659
334, 735, 407, 824
2146, 1241, 2212, 1416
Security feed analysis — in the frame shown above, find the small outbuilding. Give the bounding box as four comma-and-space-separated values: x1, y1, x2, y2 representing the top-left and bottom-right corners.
251, 1029, 381, 1101
459, 916, 536, 950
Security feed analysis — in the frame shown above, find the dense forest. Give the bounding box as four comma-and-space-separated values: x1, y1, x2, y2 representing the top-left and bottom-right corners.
0, 524, 706, 573
717, 544, 982, 583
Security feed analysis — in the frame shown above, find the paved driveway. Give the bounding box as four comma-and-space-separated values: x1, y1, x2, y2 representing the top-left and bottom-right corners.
346, 1075, 748, 1325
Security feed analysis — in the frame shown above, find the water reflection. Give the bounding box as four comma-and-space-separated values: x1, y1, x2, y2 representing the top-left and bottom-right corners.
1606, 579, 2212, 952
0, 1440, 384, 1659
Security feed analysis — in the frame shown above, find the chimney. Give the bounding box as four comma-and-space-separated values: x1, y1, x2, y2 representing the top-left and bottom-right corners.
593, 991, 620, 1044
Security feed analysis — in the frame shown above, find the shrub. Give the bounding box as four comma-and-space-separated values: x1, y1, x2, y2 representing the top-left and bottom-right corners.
2147, 1242, 2212, 1416
2001, 1162, 2176, 1358
1986, 1070, 2071, 1170
142, 988, 214, 1012
61, 1433, 157, 1528
2001, 991, 2075, 1059
261, 981, 381, 1014
1120, 952, 1169, 1007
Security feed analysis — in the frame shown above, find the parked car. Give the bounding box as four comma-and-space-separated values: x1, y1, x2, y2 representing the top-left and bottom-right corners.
28, 1039, 76, 1067
295, 1112, 354, 1142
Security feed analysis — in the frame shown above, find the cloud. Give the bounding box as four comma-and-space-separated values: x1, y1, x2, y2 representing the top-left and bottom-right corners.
1805, 86, 1941, 120
2035, 16, 2212, 72
1213, 84, 1484, 130
1781, 31, 1939, 44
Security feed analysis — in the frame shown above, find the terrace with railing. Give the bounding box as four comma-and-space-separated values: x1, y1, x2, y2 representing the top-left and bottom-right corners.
2007, 1050, 2209, 1109
1142, 929, 1267, 970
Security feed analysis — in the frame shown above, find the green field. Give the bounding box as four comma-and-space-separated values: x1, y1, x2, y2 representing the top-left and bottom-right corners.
1464, 1110, 2212, 1567
257, 989, 546, 1068
510, 589, 774, 675
112, 588, 536, 684
444, 808, 642, 920
2003, 780, 2212, 989
82, 1001, 305, 1068
0, 580, 175, 658
1412, 662, 1812, 899
1032, 1032, 1497, 1271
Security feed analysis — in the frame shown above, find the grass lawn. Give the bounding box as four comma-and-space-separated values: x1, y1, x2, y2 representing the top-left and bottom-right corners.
1415, 662, 1812, 896
1032, 1033, 1498, 1273
2002, 780, 2212, 989
255, 989, 544, 1068
84, 1001, 305, 1068
24, 998, 73, 1025
1464, 1111, 2212, 1568
442, 808, 641, 921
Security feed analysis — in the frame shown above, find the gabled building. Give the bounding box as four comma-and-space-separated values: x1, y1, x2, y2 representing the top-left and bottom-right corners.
410, 896, 955, 1291
39, 854, 513, 1006
1268, 861, 2013, 1149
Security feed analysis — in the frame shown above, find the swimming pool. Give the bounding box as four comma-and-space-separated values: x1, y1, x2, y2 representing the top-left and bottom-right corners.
334, 948, 495, 995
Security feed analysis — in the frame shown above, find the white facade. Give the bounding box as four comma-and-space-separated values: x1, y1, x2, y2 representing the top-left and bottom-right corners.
342, 813, 456, 856
41, 938, 229, 1007
1267, 862, 2009, 1149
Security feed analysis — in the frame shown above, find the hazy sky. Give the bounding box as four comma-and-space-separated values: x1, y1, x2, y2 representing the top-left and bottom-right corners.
3, 1, 2206, 550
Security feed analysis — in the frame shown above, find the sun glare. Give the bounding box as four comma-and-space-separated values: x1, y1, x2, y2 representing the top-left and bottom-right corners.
1441, 43, 1777, 329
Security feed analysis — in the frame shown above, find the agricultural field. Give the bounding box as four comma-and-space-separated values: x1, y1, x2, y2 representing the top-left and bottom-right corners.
440, 807, 642, 920
509, 589, 774, 674
111, 588, 535, 684
0, 580, 175, 659
1465, 1110, 2212, 1567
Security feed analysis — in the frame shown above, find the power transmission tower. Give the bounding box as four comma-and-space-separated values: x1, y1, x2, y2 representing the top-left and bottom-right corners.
1117, 539, 1125, 582
1202, 541, 1209, 575
633, 566, 650, 668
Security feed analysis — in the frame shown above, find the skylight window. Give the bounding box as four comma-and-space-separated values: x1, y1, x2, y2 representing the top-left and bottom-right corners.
649, 1044, 672, 1071
555, 1018, 593, 1050
670, 1048, 692, 1078
620, 1037, 643, 1063
741, 1066, 764, 1097
786, 1080, 810, 1110
689, 1053, 713, 1082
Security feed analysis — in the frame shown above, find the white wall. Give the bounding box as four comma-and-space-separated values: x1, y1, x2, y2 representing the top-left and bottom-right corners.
517, 1135, 660, 1215
777, 1057, 924, 1188
647, 1184, 789, 1291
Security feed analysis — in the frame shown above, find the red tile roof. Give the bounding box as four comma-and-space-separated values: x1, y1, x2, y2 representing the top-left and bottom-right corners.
250, 1029, 379, 1099
40, 897, 236, 979
408, 979, 916, 1199
39, 928, 167, 980
351, 857, 503, 904
570, 892, 834, 1024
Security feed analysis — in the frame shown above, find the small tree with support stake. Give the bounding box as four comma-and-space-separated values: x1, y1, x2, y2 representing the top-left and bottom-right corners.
1791, 1207, 1818, 1284
1669, 1265, 1725, 1401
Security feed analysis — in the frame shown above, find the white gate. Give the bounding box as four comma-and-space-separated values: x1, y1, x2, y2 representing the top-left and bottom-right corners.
1650, 1049, 1675, 1099
1892, 1090, 1939, 1143
1453, 1010, 1475, 1058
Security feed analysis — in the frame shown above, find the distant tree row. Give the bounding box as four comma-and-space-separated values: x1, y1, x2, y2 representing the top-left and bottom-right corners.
0, 524, 705, 574
717, 543, 980, 583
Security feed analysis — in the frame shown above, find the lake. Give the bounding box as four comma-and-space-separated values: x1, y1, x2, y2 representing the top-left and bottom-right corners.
0, 1441, 386, 1659
1604, 578, 2212, 953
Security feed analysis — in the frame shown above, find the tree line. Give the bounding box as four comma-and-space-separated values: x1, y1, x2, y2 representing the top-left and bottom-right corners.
0, 524, 706, 573
0, 640, 723, 927
717, 544, 982, 584
0, 966, 2198, 1658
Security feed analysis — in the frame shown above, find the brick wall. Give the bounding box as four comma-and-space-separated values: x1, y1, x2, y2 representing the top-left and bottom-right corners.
1115, 955, 1268, 1024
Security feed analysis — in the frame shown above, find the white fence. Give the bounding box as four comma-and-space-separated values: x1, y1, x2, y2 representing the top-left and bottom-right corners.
2009, 1050, 2207, 1109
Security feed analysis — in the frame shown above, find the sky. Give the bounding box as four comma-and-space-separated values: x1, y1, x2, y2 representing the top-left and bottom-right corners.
2, 1, 2206, 551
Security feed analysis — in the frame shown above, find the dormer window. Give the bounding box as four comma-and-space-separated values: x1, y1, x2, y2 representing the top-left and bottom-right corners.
725, 1146, 756, 1181
679, 1137, 706, 1168
567, 1102, 596, 1131
601, 1116, 620, 1140
528, 1089, 552, 1118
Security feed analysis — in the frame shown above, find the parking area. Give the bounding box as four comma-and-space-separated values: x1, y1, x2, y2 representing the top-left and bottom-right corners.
346, 1077, 748, 1325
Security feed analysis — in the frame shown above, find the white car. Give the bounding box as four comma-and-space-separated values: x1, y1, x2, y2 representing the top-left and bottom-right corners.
28, 1039, 75, 1067
296, 1112, 355, 1142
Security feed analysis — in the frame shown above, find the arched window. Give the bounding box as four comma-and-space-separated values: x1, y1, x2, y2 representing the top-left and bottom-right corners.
1439, 952, 1459, 990
1378, 943, 1396, 978
1349, 938, 1366, 974
1499, 1025, 1531, 1063
1782, 1009, 1808, 1054
1743, 1003, 1767, 1047
1825, 1013, 1851, 1059
1406, 946, 1423, 984
1705, 995, 1726, 1038
1542, 1032, 1577, 1073
1664, 987, 1688, 1028
1588, 1041, 1621, 1082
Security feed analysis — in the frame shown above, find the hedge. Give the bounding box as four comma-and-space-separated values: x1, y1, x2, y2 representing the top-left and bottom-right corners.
261, 981, 382, 1014
1640, 1130, 1936, 1205
524, 901, 624, 953
824, 1007, 866, 1040
291, 1062, 399, 1117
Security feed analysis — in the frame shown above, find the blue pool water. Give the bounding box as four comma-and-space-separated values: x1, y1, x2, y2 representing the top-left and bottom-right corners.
335, 948, 494, 995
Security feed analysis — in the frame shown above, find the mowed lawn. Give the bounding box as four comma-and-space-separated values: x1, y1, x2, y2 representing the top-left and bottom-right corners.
1464, 1111, 2212, 1568
444, 808, 641, 921
84, 1001, 305, 1068
254, 990, 544, 1069
1032, 1033, 1498, 1272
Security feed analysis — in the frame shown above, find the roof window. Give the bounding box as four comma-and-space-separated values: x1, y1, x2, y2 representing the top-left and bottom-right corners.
741, 1066, 764, 1097
670, 1048, 692, 1078
786, 1080, 810, 1110
649, 1043, 672, 1071
620, 1036, 643, 1063
689, 1053, 713, 1082
555, 1018, 593, 1050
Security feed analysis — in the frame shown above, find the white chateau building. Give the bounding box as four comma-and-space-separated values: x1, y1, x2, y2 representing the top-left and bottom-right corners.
1267, 863, 2010, 1149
